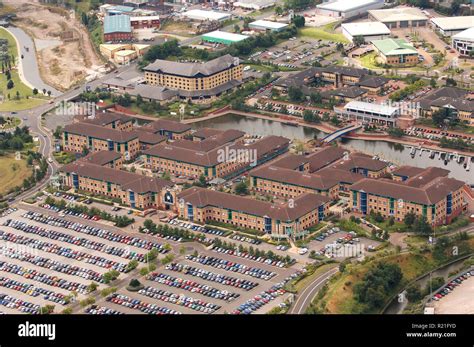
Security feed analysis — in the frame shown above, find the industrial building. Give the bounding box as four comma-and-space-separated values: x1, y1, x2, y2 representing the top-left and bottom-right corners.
201, 30, 249, 45
368, 7, 428, 28
103, 15, 133, 42
372, 38, 419, 65
452, 27, 474, 56
341, 22, 391, 43
248, 20, 289, 32
334, 100, 400, 126
130, 15, 160, 29
234, 0, 277, 10
100, 43, 149, 65
182, 9, 231, 22
316, 0, 384, 19
431, 16, 474, 37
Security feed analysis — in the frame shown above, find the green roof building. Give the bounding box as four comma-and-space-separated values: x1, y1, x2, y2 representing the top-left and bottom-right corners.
201, 31, 249, 45
371, 38, 419, 65
104, 15, 132, 42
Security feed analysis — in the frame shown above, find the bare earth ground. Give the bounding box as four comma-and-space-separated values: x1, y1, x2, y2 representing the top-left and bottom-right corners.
433, 277, 474, 314
9, 0, 103, 91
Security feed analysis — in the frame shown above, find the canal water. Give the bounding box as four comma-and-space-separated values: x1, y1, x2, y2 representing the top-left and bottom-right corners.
192, 114, 473, 184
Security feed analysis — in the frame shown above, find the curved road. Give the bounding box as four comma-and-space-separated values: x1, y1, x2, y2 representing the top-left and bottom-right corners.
289, 265, 339, 314
6, 26, 61, 96
9, 62, 138, 203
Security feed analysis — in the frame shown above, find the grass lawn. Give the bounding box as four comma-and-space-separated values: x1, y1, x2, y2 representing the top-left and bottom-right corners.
0, 27, 18, 60
0, 27, 48, 111
0, 154, 32, 195
315, 252, 435, 313
53, 151, 76, 165
298, 22, 349, 44
358, 52, 381, 70
0, 116, 20, 130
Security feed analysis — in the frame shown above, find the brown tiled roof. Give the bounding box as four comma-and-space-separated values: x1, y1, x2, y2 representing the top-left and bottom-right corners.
60, 162, 171, 194
250, 165, 339, 191
80, 112, 133, 126
317, 167, 364, 185
144, 135, 289, 167
334, 153, 389, 172
172, 129, 245, 152
178, 187, 330, 221
270, 153, 308, 170
80, 151, 122, 166
405, 167, 450, 188
135, 129, 167, 145
391, 166, 425, 178
64, 122, 138, 143
350, 176, 464, 205
143, 119, 192, 134
193, 128, 223, 139
307, 147, 347, 172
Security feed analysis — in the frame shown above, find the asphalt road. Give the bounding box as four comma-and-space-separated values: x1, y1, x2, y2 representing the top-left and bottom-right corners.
288, 265, 339, 314
6, 26, 61, 96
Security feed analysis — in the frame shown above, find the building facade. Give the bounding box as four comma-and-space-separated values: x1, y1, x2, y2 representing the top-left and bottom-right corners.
177, 187, 330, 239
143, 54, 243, 102
60, 162, 175, 210
350, 167, 466, 226
63, 122, 140, 160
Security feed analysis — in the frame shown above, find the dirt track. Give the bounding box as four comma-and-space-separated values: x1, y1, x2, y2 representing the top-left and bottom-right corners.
9, 0, 103, 91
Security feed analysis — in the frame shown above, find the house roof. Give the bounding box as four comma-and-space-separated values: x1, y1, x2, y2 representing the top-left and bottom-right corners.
178, 187, 330, 221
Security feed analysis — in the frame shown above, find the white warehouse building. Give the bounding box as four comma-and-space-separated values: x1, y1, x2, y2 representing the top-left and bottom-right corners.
431, 16, 474, 37
452, 27, 474, 56
316, 0, 385, 19
342, 22, 391, 43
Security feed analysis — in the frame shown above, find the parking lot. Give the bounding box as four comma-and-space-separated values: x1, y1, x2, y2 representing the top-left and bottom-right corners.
0, 206, 300, 314
307, 228, 381, 260
0, 207, 167, 314
432, 270, 474, 314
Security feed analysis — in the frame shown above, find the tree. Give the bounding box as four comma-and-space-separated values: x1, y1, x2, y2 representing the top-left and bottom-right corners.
292, 15, 305, 28
404, 212, 416, 227
387, 127, 405, 138
32, 88, 38, 95
6, 79, 14, 89
353, 36, 365, 46
429, 78, 437, 88
303, 109, 315, 123
310, 92, 322, 105
412, 216, 432, 235
288, 86, 304, 102
235, 181, 249, 195
198, 174, 207, 187
234, 24, 240, 33
445, 77, 457, 87
275, 6, 284, 15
